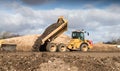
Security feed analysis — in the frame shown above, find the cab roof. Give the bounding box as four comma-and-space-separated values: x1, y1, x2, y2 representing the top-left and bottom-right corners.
72, 30, 85, 33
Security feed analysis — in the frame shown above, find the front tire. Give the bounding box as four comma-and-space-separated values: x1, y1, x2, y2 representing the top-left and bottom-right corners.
80, 44, 88, 52
46, 43, 57, 52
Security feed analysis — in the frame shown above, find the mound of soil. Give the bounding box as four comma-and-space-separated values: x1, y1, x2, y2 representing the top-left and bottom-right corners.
91, 43, 120, 52
3, 34, 70, 51
3, 35, 40, 51
2, 35, 120, 52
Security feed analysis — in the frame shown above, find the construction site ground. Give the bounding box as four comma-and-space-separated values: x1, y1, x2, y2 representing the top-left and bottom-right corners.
0, 51, 120, 71
1, 34, 120, 71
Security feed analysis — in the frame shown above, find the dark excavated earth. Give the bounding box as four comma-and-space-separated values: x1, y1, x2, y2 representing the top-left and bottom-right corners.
0, 52, 120, 71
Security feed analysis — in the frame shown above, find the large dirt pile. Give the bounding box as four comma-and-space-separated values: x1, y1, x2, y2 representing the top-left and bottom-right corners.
0, 52, 120, 71
3, 35, 120, 52
91, 42, 120, 51
52, 34, 70, 44
3, 34, 70, 51
3, 35, 40, 51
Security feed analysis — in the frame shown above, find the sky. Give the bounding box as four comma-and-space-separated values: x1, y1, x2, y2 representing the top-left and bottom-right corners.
0, 0, 120, 43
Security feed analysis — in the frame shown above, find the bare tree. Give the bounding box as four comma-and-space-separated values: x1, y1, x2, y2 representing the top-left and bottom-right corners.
104, 37, 120, 45
0, 32, 20, 39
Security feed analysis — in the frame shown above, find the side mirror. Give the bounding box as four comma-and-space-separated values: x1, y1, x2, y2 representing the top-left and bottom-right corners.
87, 32, 89, 36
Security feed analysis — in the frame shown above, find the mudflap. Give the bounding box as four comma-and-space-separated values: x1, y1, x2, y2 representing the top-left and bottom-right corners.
1, 44, 16, 51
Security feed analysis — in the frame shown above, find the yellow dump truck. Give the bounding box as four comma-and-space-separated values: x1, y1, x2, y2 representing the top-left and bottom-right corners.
33, 16, 93, 52
0, 39, 16, 51
0, 40, 4, 48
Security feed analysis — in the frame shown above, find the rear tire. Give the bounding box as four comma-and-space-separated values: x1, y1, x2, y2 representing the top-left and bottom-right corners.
46, 43, 57, 52
58, 43, 67, 52
80, 44, 88, 52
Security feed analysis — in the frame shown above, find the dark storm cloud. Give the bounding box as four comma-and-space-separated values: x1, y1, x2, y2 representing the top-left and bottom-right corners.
1, 0, 120, 5
59, 0, 120, 3
0, 0, 17, 3
20, 0, 120, 6
56, 0, 120, 7
21, 0, 55, 5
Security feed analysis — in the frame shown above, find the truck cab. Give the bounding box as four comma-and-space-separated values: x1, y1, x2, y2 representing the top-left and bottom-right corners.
72, 31, 85, 41
68, 30, 93, 51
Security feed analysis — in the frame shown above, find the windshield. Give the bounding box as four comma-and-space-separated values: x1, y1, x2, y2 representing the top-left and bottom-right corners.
72, 32, 84, 40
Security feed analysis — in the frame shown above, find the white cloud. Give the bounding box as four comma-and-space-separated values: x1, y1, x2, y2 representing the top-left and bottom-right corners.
0, 3, 120, 42
107, 4, 120, 13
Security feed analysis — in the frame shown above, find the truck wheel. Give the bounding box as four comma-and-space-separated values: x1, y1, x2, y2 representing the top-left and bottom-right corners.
80, 44, 88, 52
46, 43, 57, 52
58, 43, 67, 52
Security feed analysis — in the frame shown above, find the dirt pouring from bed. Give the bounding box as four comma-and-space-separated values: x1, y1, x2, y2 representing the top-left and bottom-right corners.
0, 52, 120, 71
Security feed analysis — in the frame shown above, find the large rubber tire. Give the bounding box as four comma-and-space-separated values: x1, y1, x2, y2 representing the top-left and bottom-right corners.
80, 44, 88, 52
46, 43, 57, 52
58, 43, 67, 52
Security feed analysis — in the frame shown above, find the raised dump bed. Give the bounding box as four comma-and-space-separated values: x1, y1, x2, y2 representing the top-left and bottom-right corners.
33, 17, 68, 51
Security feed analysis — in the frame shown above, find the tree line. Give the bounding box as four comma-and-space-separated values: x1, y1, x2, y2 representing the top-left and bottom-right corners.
0, 32, 20, 39
104, 38, 120, 45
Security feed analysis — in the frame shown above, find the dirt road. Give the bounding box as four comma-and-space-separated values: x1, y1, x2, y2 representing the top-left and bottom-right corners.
0, 51, 120, 71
